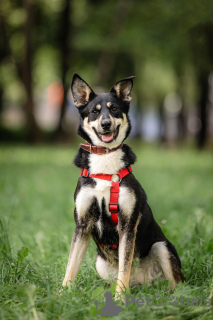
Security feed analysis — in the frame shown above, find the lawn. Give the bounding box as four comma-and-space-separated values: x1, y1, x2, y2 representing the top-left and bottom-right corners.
0, 143, 213, 319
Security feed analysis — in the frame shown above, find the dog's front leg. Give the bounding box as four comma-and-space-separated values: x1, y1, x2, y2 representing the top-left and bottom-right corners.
62, 226, 91, 286
115, 223, 137, 299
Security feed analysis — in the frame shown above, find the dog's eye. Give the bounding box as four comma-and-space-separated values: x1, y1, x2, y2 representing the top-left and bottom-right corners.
111, 107, 117, 112
92, 110, 99, 114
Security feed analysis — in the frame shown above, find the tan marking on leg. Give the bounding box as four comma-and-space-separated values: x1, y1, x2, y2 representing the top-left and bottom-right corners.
152, 242, 177, 287
115, 231, 136, 300
63, 230, 91, 286
134, 242, 176, 287
130, 241, 181, 287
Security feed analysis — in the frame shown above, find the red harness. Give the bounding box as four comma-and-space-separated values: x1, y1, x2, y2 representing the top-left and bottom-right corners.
80, 166, 133, 249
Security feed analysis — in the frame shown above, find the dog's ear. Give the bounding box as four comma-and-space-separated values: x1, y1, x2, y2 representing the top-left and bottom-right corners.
71, 73, 95, 108
110, 76, 136, 102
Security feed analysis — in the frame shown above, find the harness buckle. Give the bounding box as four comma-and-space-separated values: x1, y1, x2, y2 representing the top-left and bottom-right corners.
109, 202, 119, 213
127, 166, 132, 174
81, 168, 89, 177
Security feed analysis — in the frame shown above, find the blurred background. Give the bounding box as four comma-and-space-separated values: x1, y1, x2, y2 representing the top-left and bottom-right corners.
0, 0, 213, 148
1, 3, 213, 318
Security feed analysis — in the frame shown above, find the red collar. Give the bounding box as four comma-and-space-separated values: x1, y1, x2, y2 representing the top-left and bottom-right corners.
80, 141, 123, 155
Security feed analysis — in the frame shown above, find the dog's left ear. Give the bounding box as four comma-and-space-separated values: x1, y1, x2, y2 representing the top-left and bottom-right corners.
110, 76, 136, 102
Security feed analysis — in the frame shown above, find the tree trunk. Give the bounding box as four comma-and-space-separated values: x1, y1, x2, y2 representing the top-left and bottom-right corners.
55, 0, 72, 140
190, 23, 213, 149
0, 2, 40, 142
22, 0, 40, 143
0, 86, 3, 115
197, 74, 209, 149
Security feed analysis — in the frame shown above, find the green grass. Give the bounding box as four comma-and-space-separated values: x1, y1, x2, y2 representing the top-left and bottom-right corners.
0, 143, 213, 319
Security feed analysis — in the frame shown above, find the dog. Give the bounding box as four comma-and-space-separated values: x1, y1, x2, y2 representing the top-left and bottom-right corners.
62, 73, 185, 298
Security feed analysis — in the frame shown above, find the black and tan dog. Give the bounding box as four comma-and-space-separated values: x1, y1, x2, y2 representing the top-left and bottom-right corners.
63, 74, 185, 298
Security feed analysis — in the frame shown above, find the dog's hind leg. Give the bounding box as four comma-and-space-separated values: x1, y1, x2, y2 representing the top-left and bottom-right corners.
130, 242, 185, 287
149, 241, 185, 286
63, 227, 91, 286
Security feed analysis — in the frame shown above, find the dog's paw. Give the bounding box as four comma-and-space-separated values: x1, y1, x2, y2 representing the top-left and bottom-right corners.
62, 280, 67, 287
62, 279, 73, 291
62, 278, 71, 287
115, 286, 126, 303
115, 292, 126, 303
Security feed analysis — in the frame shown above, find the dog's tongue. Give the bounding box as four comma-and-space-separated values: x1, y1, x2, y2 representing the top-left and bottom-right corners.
101, 133, 114, 142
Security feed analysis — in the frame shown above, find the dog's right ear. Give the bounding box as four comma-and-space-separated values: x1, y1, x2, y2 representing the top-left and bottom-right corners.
71, 73, 95, 108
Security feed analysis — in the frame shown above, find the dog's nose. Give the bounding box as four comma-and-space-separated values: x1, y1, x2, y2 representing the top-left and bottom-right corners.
101, 119, 111, 130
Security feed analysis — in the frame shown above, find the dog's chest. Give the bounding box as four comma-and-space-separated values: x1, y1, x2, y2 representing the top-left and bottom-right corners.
75, 179, 115, 237
75, 150, 132, 236
89, 149, 125, 174
88, 150, 125, 219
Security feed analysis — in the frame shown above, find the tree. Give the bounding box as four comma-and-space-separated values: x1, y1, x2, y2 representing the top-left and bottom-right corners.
0, 0, 40, 142
55, 0, 73, 139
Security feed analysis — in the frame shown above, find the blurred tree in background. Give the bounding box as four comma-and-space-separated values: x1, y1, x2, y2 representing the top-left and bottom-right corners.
0, 0, 213, 147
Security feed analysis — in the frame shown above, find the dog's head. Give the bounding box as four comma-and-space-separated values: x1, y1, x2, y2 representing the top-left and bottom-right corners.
71, 73, 135, 148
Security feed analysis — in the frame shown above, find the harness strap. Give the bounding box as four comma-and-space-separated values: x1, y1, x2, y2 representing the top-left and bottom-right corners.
80, 166, 132, 181
80, 166, 132, 224
109, 181, 119, 225
80, 165, 132, 250
99, 243, 118, 250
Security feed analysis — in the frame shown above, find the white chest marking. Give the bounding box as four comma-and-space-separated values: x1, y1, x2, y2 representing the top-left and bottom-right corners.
75, 180, 135, 222
75, 179, 111, 220
119, 187, 136, 217
89, 149, 125, 174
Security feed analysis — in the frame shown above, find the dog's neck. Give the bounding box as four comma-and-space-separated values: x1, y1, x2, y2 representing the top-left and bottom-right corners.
80, 141, 123, 155
74, 143, 137, 174
89, 148, 125, 174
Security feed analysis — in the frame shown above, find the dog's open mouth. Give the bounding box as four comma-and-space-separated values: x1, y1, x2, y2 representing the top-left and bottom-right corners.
93, 126, 120, 143
100, 132, 114, 143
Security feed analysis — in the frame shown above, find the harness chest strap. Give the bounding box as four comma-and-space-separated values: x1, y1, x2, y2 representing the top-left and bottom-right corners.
80, 166, 133, 249
80, 166, 132, 224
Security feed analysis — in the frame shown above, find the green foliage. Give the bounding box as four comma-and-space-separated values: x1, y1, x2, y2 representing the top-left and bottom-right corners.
0, 218, 12, 263
1, 0, 213, 109
0, 144, 213, 319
